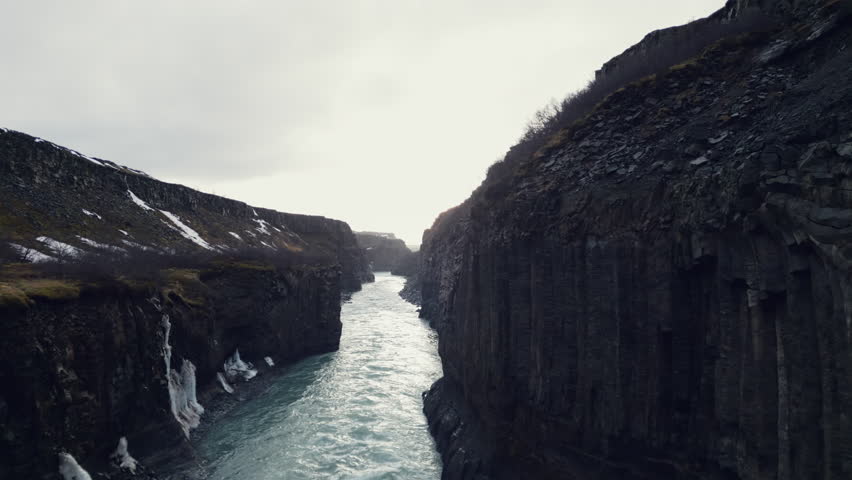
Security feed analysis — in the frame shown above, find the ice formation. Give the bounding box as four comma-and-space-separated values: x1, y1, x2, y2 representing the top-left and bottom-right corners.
264, 356, 275, 367
224, 349, 258, 382
110, 437, 138, 473
217, 372, 235, 394
58, 452, 92, 480
161, 315, 204, 437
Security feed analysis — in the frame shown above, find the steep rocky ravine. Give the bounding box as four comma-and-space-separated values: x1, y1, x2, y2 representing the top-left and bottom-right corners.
355, 231, 415, 273
419, 1, 852, 479
0, 133, 373, 478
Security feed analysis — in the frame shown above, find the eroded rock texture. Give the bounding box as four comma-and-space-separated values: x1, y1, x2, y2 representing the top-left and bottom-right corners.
0, 264, 342, 479
421, 3, 852, 479
355, 231, 414, 273
0, 129, 373, 290
0, 130, 371, 477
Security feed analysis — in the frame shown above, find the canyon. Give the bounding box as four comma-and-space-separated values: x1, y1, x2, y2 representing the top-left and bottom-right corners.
2, 0, 852, 479
0, 129, 373, 479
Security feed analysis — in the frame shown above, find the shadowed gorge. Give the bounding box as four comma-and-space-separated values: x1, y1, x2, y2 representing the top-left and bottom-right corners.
2, 0, 852, 479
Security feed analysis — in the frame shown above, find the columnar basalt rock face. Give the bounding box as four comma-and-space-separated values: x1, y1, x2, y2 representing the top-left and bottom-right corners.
0, 131, 369, 477
0, 264, 342, 479
421, 4, 852, 480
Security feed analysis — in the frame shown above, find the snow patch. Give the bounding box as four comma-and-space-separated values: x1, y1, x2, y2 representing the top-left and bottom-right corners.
228, 231, 243, 241
252, 208, 259, 217
78, 237, 125, 253
254, 218, 272, 235
121, 239, 154, 251
159, 210, 214, 250
260, 240, 275, 249
216, 372, 235, 394
125, 166, 151, 178
9, 243, 54, 263
69, 149, 109, 168
37, 236, 83, 258
58, 453, 92, 480
224, 349, 257, 382
264, 356, 275, 367
81, 209, 102, 220
110, 437, 138, 473
162, 315, 204, 437
34, 138, 44, 143
118, 229, 129, 236
128, 190, 154, 211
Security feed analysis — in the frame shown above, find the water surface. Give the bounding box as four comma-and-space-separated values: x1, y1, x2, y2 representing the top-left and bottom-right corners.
196, 273, 442, 480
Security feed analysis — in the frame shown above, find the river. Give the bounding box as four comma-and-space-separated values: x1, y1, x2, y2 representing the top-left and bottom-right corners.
194, 273, 443, 480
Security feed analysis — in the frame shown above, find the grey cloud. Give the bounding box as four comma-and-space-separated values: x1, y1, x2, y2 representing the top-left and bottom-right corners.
1, 0, 724, 241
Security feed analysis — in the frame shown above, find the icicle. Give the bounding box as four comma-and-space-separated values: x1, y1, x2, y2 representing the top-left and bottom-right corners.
183, 360, 204, 416
110, 437, 138, 473
58, 452, 92, 480
162, 314, 203, 437
168, 360, 204, 437
217, 372, 235, 393
161, 314, 172, 373
264, 356, 275, 367
224, 349, 257, 382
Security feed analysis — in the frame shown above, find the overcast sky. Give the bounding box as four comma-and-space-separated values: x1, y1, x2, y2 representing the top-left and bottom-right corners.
1, 1, 723, 244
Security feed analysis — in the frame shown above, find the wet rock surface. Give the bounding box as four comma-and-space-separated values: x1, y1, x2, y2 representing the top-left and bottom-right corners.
420, 3, 852, 480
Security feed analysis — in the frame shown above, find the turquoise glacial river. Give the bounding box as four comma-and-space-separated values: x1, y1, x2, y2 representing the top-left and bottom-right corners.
195, 273, 443, 480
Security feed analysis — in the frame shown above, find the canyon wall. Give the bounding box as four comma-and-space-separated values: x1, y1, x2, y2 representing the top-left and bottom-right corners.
0, 129, 373, 290
0, 262, 342, 479
355, 231, 414, 273
421, 3, 852, 479
0, 131, 372, 477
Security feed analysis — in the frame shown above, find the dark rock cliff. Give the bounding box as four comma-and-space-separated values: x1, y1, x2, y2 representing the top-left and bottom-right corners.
0, 131, 372, 478
420, 2, 852, 479
0, 129, 373, 291
0, 262, 342, 479
355, 231, 414, 273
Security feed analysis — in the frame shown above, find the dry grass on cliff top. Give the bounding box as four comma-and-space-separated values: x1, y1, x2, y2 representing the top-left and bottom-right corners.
0, 264, 83, 306
476, 10, 779, 202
